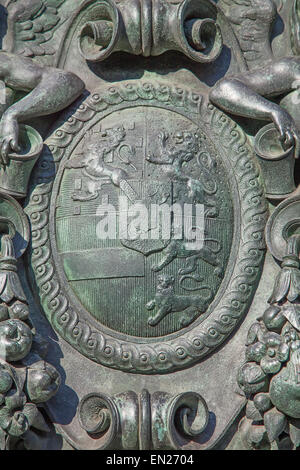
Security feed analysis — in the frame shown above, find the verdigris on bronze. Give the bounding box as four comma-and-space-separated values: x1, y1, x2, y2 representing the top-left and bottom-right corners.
0, 0, 299, 450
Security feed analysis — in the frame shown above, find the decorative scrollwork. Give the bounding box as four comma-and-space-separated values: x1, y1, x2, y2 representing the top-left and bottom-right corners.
78, 392, 118, 444
171, 392, 209, 438
72, 0, 223, 64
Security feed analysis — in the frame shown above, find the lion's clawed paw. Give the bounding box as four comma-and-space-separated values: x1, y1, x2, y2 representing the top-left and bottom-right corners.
146, 301, 154, 311
151, 265, 161, 272
180, 314, 194, 328
146, 153, 153, 162
205, 207, 218, 218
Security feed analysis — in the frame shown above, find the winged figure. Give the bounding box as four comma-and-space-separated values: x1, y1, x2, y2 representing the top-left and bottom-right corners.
0, 0, 84, 164
210, 0, 300, 153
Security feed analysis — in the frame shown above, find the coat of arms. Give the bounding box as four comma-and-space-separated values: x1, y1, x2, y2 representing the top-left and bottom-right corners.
0, 0, 299, 452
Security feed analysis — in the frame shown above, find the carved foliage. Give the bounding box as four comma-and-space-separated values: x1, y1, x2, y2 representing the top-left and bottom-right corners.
237, 234, 300, 450
0, 202, 61, 450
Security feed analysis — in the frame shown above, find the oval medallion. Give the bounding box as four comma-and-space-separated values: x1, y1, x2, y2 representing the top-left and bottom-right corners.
26, 81, 267, 373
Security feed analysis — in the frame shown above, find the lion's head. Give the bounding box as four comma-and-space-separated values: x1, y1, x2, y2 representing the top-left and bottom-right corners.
157, 274, 175, 293
167, 131, 200, 164
85, 125, 126, 159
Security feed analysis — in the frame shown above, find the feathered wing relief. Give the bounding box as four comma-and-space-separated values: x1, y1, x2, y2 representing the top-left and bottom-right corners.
3, 0, 66, 60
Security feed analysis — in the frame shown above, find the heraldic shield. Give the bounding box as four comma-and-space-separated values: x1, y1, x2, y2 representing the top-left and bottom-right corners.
26, 84, 266, 355
6, 0, 300, 452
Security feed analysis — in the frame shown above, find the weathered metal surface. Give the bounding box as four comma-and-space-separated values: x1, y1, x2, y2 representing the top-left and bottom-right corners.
0, 0, 299, 451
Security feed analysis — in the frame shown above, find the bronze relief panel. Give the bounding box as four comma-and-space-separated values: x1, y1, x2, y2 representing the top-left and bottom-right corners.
0, 0, 299, 451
